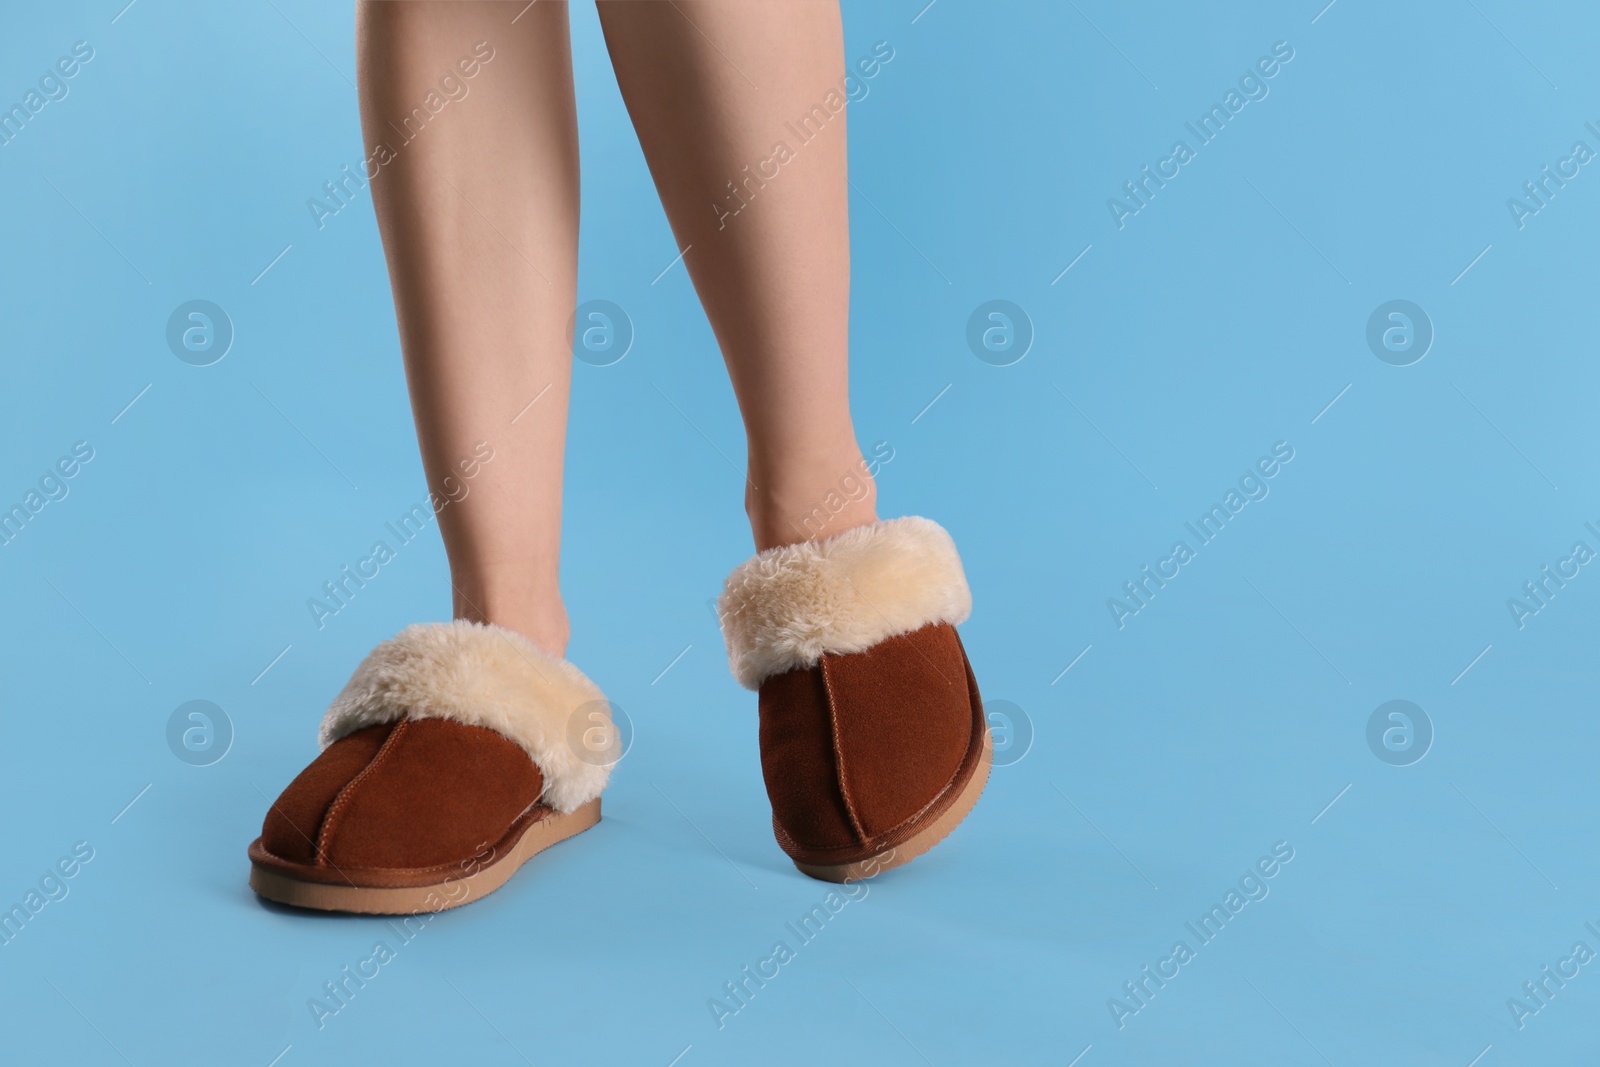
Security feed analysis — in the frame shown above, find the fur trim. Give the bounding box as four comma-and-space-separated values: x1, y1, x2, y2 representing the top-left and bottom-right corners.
319, 621, 616, 812
717, 516, 971, 690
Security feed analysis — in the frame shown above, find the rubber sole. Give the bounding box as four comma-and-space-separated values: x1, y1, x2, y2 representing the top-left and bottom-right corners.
792, 730, 992, 883
248, 798, 601, 915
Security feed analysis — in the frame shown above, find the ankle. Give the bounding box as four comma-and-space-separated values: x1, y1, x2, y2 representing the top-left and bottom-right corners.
745, 449, 880, 551
450, 569, 569, 658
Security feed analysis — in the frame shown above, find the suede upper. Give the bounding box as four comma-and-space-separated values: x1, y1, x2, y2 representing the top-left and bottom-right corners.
262, 719, 546, 872
757, 621, 985, 865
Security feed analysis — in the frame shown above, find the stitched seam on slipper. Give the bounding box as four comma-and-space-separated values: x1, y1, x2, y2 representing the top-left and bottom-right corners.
866, 646, 988, 840
786, 735, 983, 861
316, 719, 409, 866
820, 656, 868, 844
784, 656, 986, 861
859, 629, 984, 836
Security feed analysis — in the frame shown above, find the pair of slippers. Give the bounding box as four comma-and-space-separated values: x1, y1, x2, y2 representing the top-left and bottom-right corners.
248, 517, 990, 913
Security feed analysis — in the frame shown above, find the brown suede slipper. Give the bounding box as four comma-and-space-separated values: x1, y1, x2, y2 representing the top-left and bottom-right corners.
718, 516, 989, 883
248, 621, 617, 914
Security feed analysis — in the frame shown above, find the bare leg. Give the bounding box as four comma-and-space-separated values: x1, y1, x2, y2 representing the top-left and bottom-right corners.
358, 0, 578, 654
597, 1, 877, 551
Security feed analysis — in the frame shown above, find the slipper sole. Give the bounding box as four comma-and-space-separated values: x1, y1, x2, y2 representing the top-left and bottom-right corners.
248, 798, 601, 914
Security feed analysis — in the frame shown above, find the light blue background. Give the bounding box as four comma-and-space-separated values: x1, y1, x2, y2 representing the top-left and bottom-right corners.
2, 1, 1597, 1064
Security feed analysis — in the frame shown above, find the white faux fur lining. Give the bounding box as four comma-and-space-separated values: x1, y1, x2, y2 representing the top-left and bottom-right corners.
318, 621, 616, 813
717, 516, 971, 690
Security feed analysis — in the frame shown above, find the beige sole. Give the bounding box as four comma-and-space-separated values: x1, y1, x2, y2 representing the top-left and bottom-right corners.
793, 731, 992, 884
249, 799, 601, 915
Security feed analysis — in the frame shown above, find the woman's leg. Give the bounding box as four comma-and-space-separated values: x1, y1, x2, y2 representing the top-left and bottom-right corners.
358, 0, 578, 655
598, 4, 987, 886
596, 1, 876, 551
